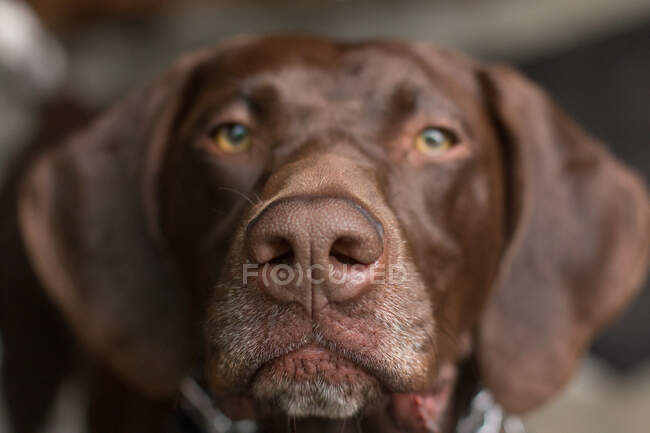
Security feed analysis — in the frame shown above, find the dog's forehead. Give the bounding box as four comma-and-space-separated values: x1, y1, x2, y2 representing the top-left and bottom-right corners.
207, 37, 465, 108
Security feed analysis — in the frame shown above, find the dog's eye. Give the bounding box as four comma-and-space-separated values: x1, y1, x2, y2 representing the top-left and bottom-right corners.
211, 123, 251, 153
415, 127, 457, 156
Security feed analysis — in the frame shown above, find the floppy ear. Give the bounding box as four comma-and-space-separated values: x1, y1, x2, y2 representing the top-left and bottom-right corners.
17, 49, 220, 397
478, 65, 650, 413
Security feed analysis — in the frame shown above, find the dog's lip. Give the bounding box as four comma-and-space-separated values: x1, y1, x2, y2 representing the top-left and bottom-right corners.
287, 344, 333, 359
256, 344, 353, 371
251, 342, 415, 393
253, 343, 376, 383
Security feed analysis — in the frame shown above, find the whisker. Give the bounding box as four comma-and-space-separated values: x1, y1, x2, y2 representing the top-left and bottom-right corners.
218, 186, 256, 206
425, 326, 437, 359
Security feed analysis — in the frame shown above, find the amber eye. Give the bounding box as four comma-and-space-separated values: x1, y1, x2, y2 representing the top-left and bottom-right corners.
415, 127, 457, 156
211, 123, 251, 153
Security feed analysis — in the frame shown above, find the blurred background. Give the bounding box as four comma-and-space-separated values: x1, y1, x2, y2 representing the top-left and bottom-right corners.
1, 0, 649, 432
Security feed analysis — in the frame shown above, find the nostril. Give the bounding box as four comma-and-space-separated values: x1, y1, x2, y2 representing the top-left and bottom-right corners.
250, 238, 294, 265
330, 237, 376, 266
330, 252, 360, 266
268, 251, 295, 266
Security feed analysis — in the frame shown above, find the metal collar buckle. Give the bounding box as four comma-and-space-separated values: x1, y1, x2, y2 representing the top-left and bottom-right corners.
0, 0, 67, 100
457, 390, 527, 433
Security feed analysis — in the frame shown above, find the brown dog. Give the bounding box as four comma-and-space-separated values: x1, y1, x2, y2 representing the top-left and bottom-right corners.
1, 35, 648, 433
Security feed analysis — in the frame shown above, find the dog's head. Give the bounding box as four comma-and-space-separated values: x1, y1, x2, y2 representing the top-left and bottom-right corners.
18, 36, 649, 429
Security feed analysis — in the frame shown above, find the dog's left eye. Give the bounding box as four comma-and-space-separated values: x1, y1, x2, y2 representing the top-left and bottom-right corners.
415, 127, 457, 156
211, 123, 251, 153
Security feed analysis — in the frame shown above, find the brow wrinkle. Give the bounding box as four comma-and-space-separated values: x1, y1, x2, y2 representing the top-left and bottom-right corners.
386, 81, 418, 124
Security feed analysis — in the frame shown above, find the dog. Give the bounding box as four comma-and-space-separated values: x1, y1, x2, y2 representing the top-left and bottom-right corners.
1, 35, 648, 433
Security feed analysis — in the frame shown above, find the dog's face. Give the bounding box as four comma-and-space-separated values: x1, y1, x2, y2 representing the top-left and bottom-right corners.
159, 37, 504, 420
18, 36, 649, 430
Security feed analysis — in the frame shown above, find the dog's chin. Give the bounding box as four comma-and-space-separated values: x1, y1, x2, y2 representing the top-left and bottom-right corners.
251, 346, 385, 419
253, 378, 381, 418
215, 347, 457, 430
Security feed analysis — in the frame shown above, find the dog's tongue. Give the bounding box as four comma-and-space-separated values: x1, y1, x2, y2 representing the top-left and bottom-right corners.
390, 393, 445, 433
389, 366, 457, 433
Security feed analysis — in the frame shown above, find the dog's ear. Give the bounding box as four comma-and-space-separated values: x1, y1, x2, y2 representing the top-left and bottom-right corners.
17, 48, 225, 397
478, 65, 650, 413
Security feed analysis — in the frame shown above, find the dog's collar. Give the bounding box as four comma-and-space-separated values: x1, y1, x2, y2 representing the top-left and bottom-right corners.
178, 377, 527, 433
0, 0, 67, 101
456, 390, 527, 433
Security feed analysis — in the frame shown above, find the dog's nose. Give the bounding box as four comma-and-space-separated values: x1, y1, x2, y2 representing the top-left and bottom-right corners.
245, 196, 384, 315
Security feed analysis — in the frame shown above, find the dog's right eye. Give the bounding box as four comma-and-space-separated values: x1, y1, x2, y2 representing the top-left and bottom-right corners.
210, 123, 251, 154
414, 126, 457, 157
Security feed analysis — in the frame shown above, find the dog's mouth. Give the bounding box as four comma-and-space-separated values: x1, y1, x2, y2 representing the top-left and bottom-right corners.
250, 345, 385, 419
215, 344, 457, 429
254, 345, 373, 386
